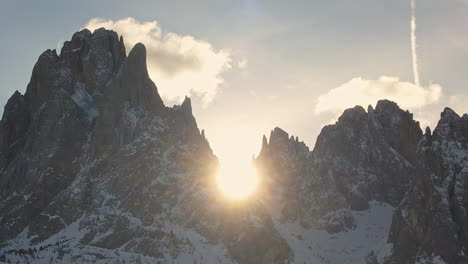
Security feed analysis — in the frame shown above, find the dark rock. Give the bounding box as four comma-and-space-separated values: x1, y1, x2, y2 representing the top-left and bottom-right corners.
256, 101, 468, 263
0, 28, 292, 264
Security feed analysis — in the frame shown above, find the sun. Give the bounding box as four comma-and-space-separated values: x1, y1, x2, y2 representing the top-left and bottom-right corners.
216, 158, 258, 200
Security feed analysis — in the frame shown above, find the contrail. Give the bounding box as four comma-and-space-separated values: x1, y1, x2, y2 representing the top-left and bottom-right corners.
410, 0, 420, 87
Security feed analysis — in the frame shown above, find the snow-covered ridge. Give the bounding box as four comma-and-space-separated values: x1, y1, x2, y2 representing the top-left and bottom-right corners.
1, 27, 468, 264
255, 100, 468, 263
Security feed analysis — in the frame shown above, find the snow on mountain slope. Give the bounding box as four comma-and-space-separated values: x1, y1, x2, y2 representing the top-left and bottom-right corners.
1, 27, 467, 264
271, 201, 394, 264
0, 28, 290, 264
256, 101, 468, 264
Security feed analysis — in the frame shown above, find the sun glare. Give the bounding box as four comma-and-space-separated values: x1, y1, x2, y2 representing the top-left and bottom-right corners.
217, 158, 258, 200
210, 127, 263, 200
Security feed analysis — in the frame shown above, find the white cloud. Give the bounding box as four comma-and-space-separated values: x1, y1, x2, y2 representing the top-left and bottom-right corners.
237, 58, 248, 69
85, 17, 232, 106
315, 76, 442, 114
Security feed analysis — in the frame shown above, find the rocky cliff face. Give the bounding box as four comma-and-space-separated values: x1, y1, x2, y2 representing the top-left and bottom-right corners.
388, 108, 468, 264
0, 28, 290, 264
255, 100, 468, 264
1, 28, 467, 264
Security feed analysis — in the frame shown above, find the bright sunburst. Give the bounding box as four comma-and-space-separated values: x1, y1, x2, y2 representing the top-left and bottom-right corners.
216, 158, 258, 199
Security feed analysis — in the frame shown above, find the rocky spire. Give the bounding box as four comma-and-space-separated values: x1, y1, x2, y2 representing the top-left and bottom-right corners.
0, 91, 29, 152
181, 96, 192, 117
22, 28, 128, 117
114, 42, 164, 112
258, 134, 269, 157
337, 105, 366, 123
269, 127, 290, 149
0, 28, 220, 259
432, 107, 468, 144
262, 135, 268, 148
373, 99, 422, 163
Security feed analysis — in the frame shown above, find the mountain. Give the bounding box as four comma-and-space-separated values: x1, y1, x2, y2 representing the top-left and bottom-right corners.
0, 28, 467, 264
0, 28, 289, 264
255, 101, 468, 264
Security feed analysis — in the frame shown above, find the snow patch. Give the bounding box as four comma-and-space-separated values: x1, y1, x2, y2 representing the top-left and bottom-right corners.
272, 201, 394, 264
71, 83, 98, 121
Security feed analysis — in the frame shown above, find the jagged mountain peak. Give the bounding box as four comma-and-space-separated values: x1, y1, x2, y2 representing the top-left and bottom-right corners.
258, 127, 309, 159
262, 134, 268, 146
433, 107, 468, 143
269, 126, 290, 144
0, 27, 176, 158
0, 27, 217, 254
127, 42, 146, 66
61, 27, 125, 59
255, 100, 468, 263
180, 95, 192, 115
436, 107, 462, 132
2, 90, 25, 119
425, 126, 432, 136
2, 27, 468, 264
375, 99, 400, 112
101, 39, 165, 113
441, 106, 459, 118
22, 28, 130, 116
337, 105, 366, 123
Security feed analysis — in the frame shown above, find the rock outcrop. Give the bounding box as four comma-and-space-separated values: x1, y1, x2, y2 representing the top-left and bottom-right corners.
0, 28, 290, 264
1, 27, 467, 264
255, 100, 468, 264
388, 108, 468, 264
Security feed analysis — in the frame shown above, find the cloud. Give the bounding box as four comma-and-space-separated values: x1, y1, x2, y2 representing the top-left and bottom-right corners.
85, 17, 232, 106
237, 58, 248, 69
315, 76, 442, 114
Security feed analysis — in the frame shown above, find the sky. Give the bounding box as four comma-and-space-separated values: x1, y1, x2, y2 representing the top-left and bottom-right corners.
1, 0, 468, 165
